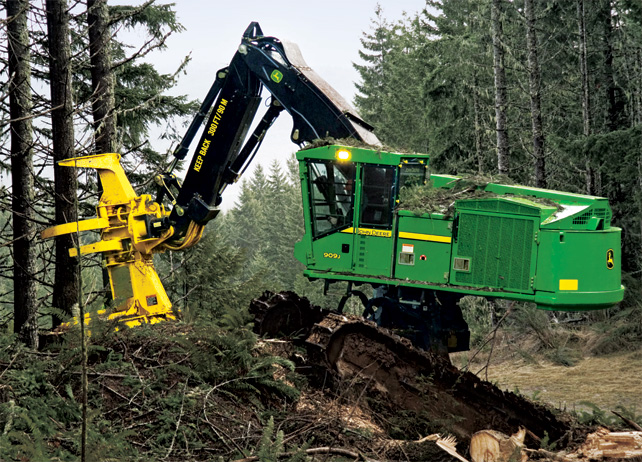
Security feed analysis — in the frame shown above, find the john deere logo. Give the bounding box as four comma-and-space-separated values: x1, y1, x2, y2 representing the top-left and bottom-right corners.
270, 70, 283, 83
606, 249, 614, 270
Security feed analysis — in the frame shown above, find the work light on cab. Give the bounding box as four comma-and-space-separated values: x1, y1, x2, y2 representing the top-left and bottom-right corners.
335, 149, 351, 161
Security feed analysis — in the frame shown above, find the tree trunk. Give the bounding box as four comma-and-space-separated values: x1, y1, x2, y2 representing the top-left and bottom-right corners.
8, 0, 39, 348
638, 157, 642, 284
492, 0, 510, 175
601, 0, 617, 132
88, 0, 116, 154
524, 0, 546, 188
473, 71, 484, 174
46, 0, 80, 325
577, 0, 594, 194
88, 0, 116, 305
637, 48, 642, 126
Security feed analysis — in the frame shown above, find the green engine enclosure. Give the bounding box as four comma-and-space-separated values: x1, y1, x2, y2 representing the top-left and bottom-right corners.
294, 145, 624, 311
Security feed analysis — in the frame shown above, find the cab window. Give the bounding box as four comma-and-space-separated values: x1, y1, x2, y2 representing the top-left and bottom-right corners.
308, 161, 355, 238
399, 161, 427, 188
360, 164, 395, 228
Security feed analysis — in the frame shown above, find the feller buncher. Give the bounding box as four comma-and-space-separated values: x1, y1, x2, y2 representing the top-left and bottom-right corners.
42, 22, 624, 356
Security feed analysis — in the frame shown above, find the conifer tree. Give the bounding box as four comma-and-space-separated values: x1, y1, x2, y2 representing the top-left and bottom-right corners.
46, 0, 80, 325
7, 0, 38, 347
524, 0, 547, 188
492, 0, 510, 175
353, 4, 395, 134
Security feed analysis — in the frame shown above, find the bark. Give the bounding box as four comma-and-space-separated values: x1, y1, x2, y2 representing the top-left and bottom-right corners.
492, 0, 510, 175
473, 71, 483, 174
46, 0, 79, 325
577, 0, 592, 137
639, 157, 642, 284
88, 0, 116, 305
577, 0, 594, 194
87, 0, 116, 154
524, 0, 546, 188
601, 0, 617, 132
637, 48, 642, 126
7, 0, 39, 348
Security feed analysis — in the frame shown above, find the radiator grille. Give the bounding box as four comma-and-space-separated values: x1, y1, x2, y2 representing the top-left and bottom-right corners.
454, 213, 534, 292
572, 208, 611, 226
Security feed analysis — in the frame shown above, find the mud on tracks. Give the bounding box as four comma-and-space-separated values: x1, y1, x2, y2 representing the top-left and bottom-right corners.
250, 291, 580, 449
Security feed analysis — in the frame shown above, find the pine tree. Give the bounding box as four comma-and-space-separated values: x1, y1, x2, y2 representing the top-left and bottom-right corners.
46, 0, 80, 325
353, 5, 396, 134
492, 0, 510, 175
524, 0, 547, 188
88, 0, 116, 154
7, 0, 38, 347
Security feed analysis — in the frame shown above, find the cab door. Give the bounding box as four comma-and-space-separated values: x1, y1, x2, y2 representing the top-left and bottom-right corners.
307, 160, 356, 272
352, 164, 396, 277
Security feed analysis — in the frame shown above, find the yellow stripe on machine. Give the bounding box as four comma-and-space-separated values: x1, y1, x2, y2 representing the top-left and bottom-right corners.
398, 231, 452, 244
559, 279, 578, 291
341, 227, 392, 238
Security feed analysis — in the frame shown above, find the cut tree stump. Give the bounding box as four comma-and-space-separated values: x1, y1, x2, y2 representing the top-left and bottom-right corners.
470, 427, 527, 462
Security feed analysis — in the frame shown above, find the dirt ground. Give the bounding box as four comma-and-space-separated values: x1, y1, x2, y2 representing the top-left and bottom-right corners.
456, 349, 642, 414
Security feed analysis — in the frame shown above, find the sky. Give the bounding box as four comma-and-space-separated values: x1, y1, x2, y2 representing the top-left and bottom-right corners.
142, 0, 428, 210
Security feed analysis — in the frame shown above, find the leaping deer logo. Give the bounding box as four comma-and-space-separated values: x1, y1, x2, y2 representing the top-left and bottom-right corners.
606, 249, 614, 270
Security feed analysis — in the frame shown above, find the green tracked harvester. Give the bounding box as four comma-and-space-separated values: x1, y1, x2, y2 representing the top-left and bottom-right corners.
294, 145, 624, 352
43, 22, 624, 353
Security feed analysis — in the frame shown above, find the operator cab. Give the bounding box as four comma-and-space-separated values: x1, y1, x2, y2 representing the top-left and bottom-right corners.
296, 144, 429, 277
303, 146, 428, 242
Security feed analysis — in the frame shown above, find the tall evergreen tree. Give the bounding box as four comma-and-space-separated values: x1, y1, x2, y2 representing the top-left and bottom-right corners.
353, 5, 395, 135
46, 0, 80, 325
87, 0, 116, 306
524, 0, 547, 188
88, 0, 116, 154
492, 0, 510, 175
7, 0, 38, 347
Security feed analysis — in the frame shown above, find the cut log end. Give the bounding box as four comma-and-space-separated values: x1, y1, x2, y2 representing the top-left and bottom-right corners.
470, 428, 527, 462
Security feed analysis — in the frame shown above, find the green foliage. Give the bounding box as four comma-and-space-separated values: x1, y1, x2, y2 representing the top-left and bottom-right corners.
575, 401, 619, 427
0, 311, 299, 460
257, 416, 285, 462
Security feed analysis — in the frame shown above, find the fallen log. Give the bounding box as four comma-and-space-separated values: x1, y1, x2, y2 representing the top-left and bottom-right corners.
469, 427, 526, 462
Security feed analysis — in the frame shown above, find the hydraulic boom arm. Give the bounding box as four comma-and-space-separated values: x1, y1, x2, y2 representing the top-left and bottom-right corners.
41, 22, 380, 326
157, 21, 380, 242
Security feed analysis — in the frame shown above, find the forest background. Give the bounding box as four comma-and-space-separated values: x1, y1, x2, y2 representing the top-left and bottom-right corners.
0, 0, 641, 459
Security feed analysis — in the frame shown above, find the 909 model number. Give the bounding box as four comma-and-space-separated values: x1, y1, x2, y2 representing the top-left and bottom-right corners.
323, 252, 341, 259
